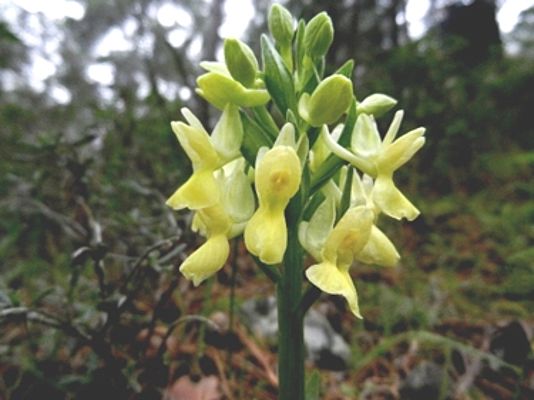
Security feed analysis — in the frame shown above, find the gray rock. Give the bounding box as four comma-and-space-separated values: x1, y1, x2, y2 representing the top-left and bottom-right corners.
400, 361, 452, 400
240, 296, 351, 369
240, 296, 279, 341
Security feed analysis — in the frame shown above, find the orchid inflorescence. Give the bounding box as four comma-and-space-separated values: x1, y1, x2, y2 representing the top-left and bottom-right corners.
166, 4, 425, 318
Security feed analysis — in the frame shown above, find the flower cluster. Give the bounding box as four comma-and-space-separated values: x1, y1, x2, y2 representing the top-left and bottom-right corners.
166, 4, 425, 317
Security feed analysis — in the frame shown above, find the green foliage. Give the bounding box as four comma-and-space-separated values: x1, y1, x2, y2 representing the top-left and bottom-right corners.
361, 38, 534, 190
305, 370, 321, 400
261, 34, 297, 115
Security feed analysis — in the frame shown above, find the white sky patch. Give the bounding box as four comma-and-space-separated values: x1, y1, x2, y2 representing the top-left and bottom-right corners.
157, 78, 180, 100
179, 86, 192, 101
405, 0, 430, 39
168, 28, 188, 47
99, 87, 115, 103
497, 0, 534, 33
93, 27, 134, 57
27, 54, 57, 91
1, 5, 19, 24
18, 13, 44, 47
157, 3, 177, 28
15, 0, 85, 21
1, 70, 19, 91
87, 63, 114, 86
220, 0, 255, 39
50, 85, 72, 104
187, 36, 203, 59
157, 3, 193, 28
123, 17, 137, 36
137, 33, 155, 56
136, 72, 150, 98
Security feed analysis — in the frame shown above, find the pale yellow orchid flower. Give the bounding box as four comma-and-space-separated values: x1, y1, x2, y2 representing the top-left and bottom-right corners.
180, 160, 255, 286
345, 169, 400, 267
166, 105, 243, 210
180, 204, 232, 286
304, 168, 400, 268
244, 144, 302, 264
323, 111, 425, 221
300, 171, 400, 317
305, 206, 374, 318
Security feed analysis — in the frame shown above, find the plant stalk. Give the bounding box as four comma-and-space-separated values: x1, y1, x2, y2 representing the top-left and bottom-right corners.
277, 197, 305, 400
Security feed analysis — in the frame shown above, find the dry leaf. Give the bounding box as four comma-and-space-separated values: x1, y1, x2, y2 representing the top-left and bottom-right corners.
165, 375, 222, 400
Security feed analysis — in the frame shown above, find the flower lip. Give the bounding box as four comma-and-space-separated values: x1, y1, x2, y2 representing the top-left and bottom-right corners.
256, 145, 301, 204
244, 144, 302, 265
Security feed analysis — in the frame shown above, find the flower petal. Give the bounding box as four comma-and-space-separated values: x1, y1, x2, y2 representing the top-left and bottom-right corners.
211, 104, 244, 162
195, 204, 232, 236
166, 169, 220, 210
222, 168, 255, 223
380, 128, 425, 172
321, 127, 375, 176
351, 114, 381, 158
323, 206, 374, 264
181, 108, 208, 135
372, 175, 420, 221
299, 195, 336, 260
171, 121, 221, 171
382, 110, 404, 146
180, 234, 230, 286
356, 225, 400, 267
244, 207, 286, 264
306, 261, 361, 318
255, 145, 301, 207
199, 61, 231, 76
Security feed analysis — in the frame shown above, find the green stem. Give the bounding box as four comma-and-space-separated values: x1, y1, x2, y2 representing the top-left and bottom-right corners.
277, 197, 305, 400
253, 255, 281, 283
298, 284, 321, 315
227, 239, 239, 373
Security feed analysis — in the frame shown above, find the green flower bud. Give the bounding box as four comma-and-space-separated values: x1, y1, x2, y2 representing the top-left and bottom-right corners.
303, 12, 333, 59
196, 71, 270, 109
211, 104, 243, 161
224, 38, 259, 88
268, 4, 294, 46
298, 74, 353, 127
358, 94, 397, 117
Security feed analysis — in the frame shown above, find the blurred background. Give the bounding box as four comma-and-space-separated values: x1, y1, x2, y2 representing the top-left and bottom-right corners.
0, 0, 533, 399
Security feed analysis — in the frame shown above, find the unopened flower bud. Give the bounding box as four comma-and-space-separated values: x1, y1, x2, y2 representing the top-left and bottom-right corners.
196, 71, 270, 109
268, 4, 294, 46
299, 74, 353, 127
224, 38, 259, 88
304, 12, 333, 59
358, 94, 397, 117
